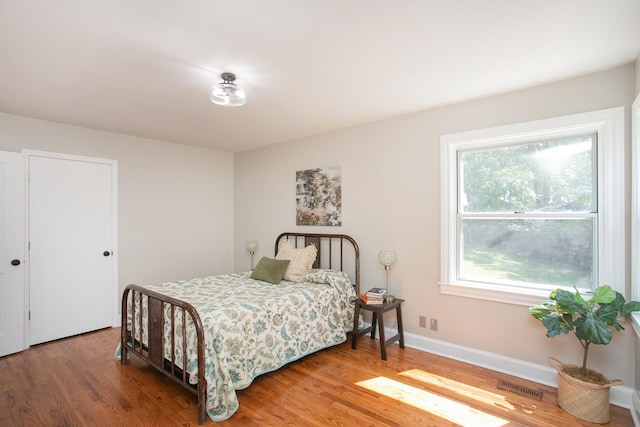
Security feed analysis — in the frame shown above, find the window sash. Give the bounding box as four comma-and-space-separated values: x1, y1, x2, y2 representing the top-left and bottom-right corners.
456, 214, 597, 290
457, 133, 598, 215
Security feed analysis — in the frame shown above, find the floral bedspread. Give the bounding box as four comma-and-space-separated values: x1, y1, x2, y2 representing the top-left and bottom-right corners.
118, 269, 356, 422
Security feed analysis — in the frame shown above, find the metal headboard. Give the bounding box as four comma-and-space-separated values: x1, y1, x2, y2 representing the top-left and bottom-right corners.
275, 232, 360, 295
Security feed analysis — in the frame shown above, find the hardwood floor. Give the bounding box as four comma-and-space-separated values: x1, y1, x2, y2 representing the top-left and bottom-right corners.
0, 327, 633, 426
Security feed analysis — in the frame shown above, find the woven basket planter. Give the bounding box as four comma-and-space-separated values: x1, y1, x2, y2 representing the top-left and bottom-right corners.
549, 357, 623, 424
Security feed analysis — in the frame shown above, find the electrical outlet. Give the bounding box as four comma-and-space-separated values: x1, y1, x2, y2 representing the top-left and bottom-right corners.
430, 318, 438, 331
419, 316, 427, 328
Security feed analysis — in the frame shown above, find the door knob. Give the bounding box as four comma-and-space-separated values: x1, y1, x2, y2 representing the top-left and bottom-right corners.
103, 251, 111, 257
11, 259, 21, 266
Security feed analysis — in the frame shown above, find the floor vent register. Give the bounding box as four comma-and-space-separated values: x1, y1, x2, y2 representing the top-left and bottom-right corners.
497, 380, 543, 401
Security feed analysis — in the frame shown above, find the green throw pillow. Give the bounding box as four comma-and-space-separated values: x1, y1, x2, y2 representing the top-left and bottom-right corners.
250, 257, 290, 284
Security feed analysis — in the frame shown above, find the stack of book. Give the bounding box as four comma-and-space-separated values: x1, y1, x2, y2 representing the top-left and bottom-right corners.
359, 287, 387, 304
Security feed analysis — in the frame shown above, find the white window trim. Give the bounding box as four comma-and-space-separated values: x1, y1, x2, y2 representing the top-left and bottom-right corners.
440, 107, 625, 307
632, 96, 640, 303
631, 95, 640, 336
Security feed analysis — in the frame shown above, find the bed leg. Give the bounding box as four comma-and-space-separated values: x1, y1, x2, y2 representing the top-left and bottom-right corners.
197, 369, 207, 424
198, 405, 206, 425
120, 329, 128, 365
120, 288, 130, 365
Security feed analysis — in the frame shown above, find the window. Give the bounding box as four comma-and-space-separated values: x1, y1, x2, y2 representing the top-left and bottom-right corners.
440, 108, 624, 306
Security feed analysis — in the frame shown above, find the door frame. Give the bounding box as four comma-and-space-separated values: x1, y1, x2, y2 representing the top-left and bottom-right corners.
23, 149, 118, 345
0, 151, 26, 356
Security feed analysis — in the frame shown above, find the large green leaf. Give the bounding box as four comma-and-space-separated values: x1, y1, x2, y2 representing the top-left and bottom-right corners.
541, 313, 570, 337
575, 312, 613, 345
611, 291, 626, 311
554, 289, 583, 314
596, 304, 622, 330
529, 303, 553, 320
622, 301, 640, 316
589, 285, 616, 305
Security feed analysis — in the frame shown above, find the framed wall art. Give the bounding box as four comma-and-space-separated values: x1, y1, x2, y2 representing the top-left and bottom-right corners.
295, 166, 342, 226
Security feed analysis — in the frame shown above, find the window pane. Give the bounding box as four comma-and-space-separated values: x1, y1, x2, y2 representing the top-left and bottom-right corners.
460, 135, 594, 213
460, 218, 594, 288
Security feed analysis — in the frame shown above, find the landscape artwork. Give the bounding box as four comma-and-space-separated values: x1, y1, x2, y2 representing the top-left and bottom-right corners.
296, 166, 342, 226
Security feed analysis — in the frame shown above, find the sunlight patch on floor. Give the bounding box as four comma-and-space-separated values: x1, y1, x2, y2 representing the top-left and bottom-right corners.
401, 369, 522, 409
356, 376, 510, 427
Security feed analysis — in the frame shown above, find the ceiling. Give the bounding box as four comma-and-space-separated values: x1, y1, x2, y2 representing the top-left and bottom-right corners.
1, 1, 639, 153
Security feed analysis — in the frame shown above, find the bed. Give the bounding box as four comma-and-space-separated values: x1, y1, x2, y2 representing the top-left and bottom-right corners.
118, 232, 360, 424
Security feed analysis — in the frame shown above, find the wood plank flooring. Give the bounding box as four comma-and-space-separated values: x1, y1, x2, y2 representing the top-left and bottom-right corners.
0, 327, 633, 426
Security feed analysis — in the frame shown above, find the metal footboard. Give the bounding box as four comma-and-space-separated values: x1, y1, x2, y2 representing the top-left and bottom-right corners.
120, 284, 207, 425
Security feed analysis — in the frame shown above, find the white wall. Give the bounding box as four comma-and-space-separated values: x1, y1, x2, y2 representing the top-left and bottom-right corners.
234, 64, 638, 387
0, 113, 235, 306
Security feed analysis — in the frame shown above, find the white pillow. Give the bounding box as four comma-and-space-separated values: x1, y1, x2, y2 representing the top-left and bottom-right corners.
275, 240, 318, 282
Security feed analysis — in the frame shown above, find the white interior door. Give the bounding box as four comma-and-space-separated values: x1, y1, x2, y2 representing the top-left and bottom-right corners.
0, 151, 25, 356
28, 153, 116, 345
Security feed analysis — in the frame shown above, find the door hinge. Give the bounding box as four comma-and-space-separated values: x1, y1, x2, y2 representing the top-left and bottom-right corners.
28, 241, 31, 251
29, 311, 31, 320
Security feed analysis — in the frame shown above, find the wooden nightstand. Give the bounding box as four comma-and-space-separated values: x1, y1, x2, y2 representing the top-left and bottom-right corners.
351, 297, 405, 360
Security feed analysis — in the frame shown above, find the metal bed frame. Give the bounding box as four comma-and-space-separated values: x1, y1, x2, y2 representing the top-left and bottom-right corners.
120, 232, 360, 424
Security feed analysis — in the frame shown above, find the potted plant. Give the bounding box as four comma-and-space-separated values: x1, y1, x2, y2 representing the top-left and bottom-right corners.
529, 285, 640, 423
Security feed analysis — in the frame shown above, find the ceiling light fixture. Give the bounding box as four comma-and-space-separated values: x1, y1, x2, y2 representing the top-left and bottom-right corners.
210, 72, 246, 107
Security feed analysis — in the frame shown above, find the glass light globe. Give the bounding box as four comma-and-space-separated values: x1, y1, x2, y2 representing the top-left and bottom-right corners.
378, 250, 397, 267
210, 82, 246, 107
245, 240, 259, 253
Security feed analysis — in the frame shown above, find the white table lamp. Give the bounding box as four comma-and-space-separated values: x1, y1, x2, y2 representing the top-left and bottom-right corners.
245, 240, 259, 269
378, 250, 397, 302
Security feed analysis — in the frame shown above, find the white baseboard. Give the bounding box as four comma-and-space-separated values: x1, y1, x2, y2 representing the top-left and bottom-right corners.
388, 330, 636, 410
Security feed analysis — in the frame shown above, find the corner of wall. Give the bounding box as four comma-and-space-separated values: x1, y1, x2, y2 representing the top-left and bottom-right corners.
635, 49, 640, 99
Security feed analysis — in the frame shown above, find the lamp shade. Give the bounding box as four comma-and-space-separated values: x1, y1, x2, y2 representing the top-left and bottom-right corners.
378, 250, 397, 267
245, 240, 259, 252
211, 72, 246, 107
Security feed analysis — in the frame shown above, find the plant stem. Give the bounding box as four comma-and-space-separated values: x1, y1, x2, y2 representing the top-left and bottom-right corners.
581, 341, 590, 376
